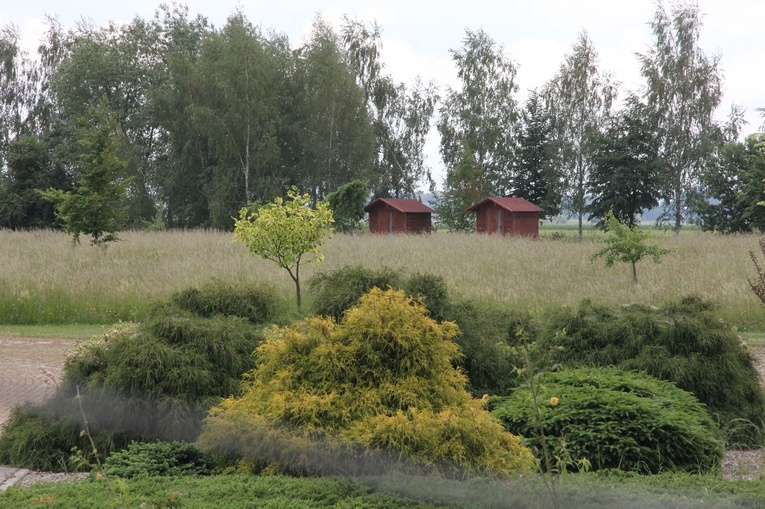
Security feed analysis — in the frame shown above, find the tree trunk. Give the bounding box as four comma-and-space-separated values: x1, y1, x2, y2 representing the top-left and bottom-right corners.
294, 263, 301, 313
674, 172, 682, 235
632, 262, 638, 284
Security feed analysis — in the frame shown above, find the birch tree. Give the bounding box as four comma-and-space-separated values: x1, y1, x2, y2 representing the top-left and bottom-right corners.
544, 31, 617, 240
341, 18, 437, 199
438, 28, 520, 197
637, 1, 722, 233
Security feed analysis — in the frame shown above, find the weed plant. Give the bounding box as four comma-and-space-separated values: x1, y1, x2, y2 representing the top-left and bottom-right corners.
1, 229, 763, 329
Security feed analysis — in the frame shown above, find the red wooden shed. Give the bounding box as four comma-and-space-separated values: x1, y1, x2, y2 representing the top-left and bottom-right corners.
364, 198, 434, 234
467, 197, 543, 237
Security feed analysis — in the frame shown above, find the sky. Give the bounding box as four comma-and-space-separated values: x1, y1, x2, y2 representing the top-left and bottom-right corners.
2, 0, 763, 187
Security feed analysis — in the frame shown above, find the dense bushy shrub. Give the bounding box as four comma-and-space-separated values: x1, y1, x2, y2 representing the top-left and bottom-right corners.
535, 297, 765, 447
443, 300, 537, 397
308, 265, 450, 321
403, 272, 450, 322
171, 280, 279, 324
493, 367, 724, 474
0, 283, 275, 471
103, 441, 213, 478
198, 288, 534, 479
309, 265, 402, 321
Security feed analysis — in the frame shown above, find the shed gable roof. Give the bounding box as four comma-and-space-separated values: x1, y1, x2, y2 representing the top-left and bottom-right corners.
364, 198, 435, 214
467, 197, 543, 213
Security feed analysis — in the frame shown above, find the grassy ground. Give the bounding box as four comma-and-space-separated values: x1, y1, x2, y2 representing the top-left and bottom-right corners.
0, 324, 103, 339
1, 472, 764, 509
1, 228, 763, 329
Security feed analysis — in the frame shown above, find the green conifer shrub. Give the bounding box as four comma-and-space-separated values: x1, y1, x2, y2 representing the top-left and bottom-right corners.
0, 283, 275, 471
443, 300, 537, 397
493, 367, 724, 474
198, 288, 534, 479
103, 441, 213, 478
308, 265, 402, 320
535, 297, 765, 447
308, 265, 450, 322
403, 272, 450, 322
170, 280, 280, 324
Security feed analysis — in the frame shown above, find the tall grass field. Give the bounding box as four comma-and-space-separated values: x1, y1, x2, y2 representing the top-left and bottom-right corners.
1, 228, 763, 329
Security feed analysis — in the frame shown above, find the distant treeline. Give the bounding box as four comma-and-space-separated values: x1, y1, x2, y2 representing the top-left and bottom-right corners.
0, 2, 763, 235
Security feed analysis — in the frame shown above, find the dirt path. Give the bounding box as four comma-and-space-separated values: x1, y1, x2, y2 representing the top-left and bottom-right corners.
0, 336, 79, 426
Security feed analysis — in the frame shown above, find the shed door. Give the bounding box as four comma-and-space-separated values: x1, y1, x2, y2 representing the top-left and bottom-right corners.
389, 211, 393, 232
497, 210, 502, 234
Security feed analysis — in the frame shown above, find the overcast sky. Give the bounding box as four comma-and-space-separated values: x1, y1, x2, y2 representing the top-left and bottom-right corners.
3, 0, 763, 187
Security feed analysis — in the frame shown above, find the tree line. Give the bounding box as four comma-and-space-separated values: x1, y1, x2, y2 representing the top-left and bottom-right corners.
0, 1, 762, 237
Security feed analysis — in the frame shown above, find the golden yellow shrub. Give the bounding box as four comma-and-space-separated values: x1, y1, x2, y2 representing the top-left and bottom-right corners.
198, 288, 534, 478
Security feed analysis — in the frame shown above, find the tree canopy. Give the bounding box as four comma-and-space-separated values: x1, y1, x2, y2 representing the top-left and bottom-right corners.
233, 188, 334, 312
0, 2, 756, 236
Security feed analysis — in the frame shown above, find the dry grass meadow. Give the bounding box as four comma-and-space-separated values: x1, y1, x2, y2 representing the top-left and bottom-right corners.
1, 228, 764, 328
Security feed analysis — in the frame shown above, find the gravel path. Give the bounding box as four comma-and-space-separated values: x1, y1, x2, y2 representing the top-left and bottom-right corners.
0, 336, 77, 425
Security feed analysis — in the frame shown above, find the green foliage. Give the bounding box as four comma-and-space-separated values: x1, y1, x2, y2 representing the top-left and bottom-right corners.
514, 90, 562, 219
437, 29, 519, 200
234, 187, 334, 312
0, 475, 443, 509
493, 367, 724, 474
587, 106, 662, 228
308, 265, 450, 322
637, 1, 722, 232
326, 179, 369, 233
103, 441, 213, 478
292, 21, 376, 202
432, 146, 481, 232
543, 31, 616, 240
444, 300, 536, 397
170, 280, 279, 324
0, 134, 70, 230
0, 284, 274, 471
691, 134, 765, 233
591, 210, 670, 283
403, 272, 450, 322
309, 265, 402, 321
535, 297, 765, 447
341, 19, 437, 199
198, 288, 534, 479
38, 100, 132, 246
0, 403, 119, 472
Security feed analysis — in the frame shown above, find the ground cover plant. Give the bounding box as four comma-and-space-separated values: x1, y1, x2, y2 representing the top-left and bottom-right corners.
198, 288, 534, 479
0, 282, 275, 471
1, 229, 763, 329
534, 297, 765, 447
3, 471, 765, 508
492, 367, 724, 474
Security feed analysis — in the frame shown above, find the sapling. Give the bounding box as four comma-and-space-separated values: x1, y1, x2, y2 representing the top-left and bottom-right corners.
592, 210, 669, 283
